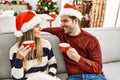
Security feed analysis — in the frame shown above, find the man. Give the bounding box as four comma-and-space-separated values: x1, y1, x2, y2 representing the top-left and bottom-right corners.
42, 3, 106, 80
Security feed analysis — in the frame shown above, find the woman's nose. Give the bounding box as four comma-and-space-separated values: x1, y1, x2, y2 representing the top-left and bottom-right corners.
38, 25, 42, 30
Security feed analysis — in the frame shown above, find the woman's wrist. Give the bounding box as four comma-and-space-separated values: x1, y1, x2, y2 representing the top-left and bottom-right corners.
16, 53, 23, 59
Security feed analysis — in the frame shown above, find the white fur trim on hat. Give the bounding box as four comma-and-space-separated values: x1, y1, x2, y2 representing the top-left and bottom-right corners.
59, 8, 82, 20
21, 16, 41, 32
14, 31, 23, 37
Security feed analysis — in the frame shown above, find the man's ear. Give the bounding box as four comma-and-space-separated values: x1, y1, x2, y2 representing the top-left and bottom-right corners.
74, 18, 79, 24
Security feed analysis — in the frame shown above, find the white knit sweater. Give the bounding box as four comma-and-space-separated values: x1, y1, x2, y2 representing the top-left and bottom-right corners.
9, 38, 58, 80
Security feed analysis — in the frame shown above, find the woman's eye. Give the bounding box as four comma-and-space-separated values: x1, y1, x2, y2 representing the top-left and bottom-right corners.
35, 24, 40, 28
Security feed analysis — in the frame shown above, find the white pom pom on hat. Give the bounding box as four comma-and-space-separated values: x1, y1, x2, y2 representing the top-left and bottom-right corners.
59, 3, 82, 20
14, 10, 41, 37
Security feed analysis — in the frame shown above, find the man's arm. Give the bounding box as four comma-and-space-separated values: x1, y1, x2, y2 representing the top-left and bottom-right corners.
78, 38, 103, 74
42, 27, 63, 36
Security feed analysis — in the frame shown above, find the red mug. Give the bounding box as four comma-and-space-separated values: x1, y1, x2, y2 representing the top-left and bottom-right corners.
59, 43, 70, 53
22, 40, 35, 49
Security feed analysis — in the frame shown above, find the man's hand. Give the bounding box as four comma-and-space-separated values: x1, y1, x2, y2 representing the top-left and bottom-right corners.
66, 47, 80, 62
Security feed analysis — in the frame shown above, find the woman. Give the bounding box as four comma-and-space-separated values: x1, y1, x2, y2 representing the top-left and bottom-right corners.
9, 10, 60, 80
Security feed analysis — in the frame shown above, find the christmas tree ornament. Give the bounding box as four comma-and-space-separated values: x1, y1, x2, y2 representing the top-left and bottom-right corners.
36, 0, 59, 14
49, 12, 57, 20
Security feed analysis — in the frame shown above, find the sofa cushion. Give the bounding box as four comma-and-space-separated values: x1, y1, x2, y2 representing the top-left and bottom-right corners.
0, 16, 15, 34
0, 27, 120, 80
103, 61, 120, 80
0, 32, 16, 79
41, 32, 67, 74
83, 28, 120, 63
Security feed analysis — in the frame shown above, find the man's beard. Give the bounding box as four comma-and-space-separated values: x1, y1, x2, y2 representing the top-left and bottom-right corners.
64, 29, 72, 34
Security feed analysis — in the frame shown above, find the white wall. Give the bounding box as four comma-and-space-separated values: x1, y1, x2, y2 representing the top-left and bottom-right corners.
116, 2, 120, 27
103, 0, 120, 27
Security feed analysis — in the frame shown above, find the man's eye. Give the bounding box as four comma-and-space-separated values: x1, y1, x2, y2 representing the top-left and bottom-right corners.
61, 20, 68, 23
64, 20, 68, 22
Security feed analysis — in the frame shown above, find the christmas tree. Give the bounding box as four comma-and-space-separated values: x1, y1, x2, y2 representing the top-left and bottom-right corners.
36, 0, 59, 15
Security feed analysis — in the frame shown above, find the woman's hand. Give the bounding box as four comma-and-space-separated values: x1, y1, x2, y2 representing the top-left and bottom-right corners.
16, 45, 31, 59
66, 47, 80, 62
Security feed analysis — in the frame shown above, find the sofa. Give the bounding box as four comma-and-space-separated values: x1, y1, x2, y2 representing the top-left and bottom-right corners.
0, 27, 120, 80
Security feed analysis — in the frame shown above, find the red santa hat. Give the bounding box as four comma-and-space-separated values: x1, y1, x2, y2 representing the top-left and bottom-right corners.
14, 10, 41, 37
49, 12, 57, 20
59, 3, 82, 20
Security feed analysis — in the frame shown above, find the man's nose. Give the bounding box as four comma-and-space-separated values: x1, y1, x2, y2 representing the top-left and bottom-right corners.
61, 22, 65, 26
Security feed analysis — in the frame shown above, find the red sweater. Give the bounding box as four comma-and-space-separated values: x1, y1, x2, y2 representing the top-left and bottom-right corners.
43, 27, 103, 76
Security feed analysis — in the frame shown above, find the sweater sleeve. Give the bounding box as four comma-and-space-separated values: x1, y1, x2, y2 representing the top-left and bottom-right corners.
78, 37, 103, 74
42, 38, 57, 76
10, 53, 26, 80
42, 27, 63, 36
9, 43, 26, 80
48, 48, 57, 76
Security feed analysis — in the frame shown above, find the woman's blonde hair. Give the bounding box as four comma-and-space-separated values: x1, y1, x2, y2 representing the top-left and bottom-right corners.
18, 29, 43, 70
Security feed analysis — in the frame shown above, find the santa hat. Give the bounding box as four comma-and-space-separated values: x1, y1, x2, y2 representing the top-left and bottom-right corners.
49, 12, 57, 20
14, 10, 41, 37
59, 3, 82, 20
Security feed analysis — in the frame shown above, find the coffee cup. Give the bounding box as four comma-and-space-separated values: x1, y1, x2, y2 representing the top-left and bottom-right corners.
59, 43, 70, 53
22, 40, 35, 49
